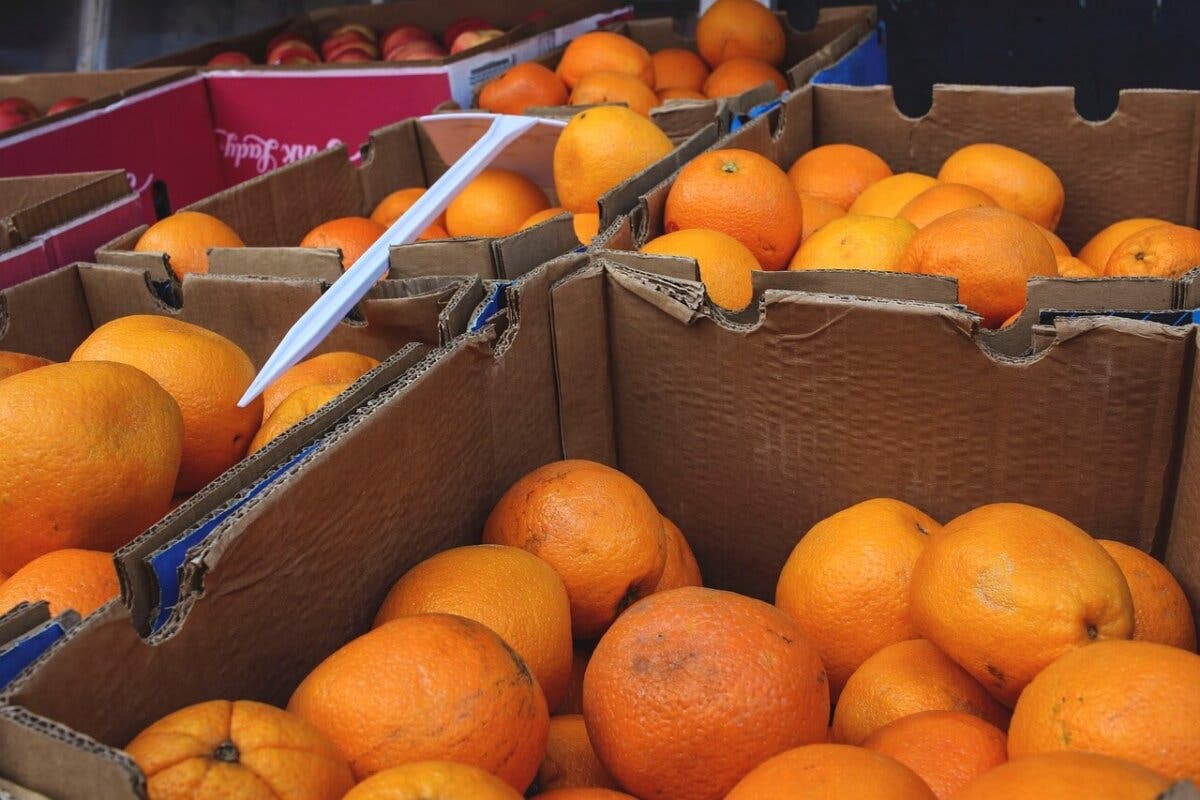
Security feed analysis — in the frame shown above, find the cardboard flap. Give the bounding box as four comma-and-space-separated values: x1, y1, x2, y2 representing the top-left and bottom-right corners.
1177, 268, 1200, 308
603, 249, 700, 282
787, 5, 877, 87
493, 216, 581, 280
0, 265, 94, 361
1166, 327, 1200, 648
361, 276, 482, 345
753, 269, 960, 304
0, 172, 131, 248
358, 118, 430, 207
0, 774, 54, 799
206, 247, 344, 281
388, 237, 497, 279
0, 605, 51, 651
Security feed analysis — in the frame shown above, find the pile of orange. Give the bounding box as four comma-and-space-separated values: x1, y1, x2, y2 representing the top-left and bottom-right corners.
0, 333, 378, 621
480, 0, 789, 118
116, 459, 1200, 798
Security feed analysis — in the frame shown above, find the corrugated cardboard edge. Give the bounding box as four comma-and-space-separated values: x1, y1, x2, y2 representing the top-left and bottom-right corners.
0, 172, 132, 249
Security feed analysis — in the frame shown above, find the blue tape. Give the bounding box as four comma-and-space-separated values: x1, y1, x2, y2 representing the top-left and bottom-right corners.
0, 619, 69, 690
730, 97, 783, 133
812, 21, 889, 87
1038, 309, 1200, 327
470, 281, 510, 332
147, 441, 321, 632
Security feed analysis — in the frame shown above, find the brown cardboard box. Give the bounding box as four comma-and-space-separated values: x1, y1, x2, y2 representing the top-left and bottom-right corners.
2, 250, 1198, 797
96, 114, 718, 281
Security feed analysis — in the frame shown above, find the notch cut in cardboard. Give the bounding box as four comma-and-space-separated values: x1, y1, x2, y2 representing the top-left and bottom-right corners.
3, 251, 1200, 799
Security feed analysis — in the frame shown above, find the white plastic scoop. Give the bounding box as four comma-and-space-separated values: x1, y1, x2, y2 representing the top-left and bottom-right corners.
238, 113, 568, 408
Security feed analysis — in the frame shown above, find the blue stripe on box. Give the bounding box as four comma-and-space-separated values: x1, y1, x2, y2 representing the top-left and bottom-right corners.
812, 22, 889, 87
1038, 309, 1200, 327
0, 619, 69, 690
470, 282, 510, 332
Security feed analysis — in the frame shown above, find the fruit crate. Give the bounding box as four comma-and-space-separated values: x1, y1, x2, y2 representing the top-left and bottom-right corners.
1, 248, 1198, 797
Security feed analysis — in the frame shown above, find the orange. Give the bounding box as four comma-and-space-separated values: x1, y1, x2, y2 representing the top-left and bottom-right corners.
288, 613, 549, 787
788, 144, 893, 211
862, 711, 1007, 799
696, 0, 786, 67
831, 639, 1011, 746
651, 48, 710, 92
0, 351, 51, 381
665, 148, 803, 270
134, 210, 245, 279
72, 315, 263, 495
369, 187, 447, 229
1057, 255, 1096, 277
556, 32, 655, 90
300, 216, 385, 270
702, 57, 787, 98
897, 183, 996, 228
574, 212, 600, 246
896, 206, 1058, 328
553, 106, 674, 214
263, 350, 379, 419
952, 752, 1171, 800
657, 88, 707, 102
938, 143, 1065, 230
343, 761, 521, 800
775, 498, 940, 699
482, 459, 667, 638
446, 168, 550, 238
373, 544, 573, 710
480, 62, 569, 115
653, 516, 702, 592
556, 647, 590, 714
788, 214, 917, 273
640, 228, 757, 311
570, 71, 659, 117
1077, 217, 1168, 272
799, 193, 846, 240
1009, 640, 1200, 783
1038, 224, 1071, 258
537, 791, 638, 800
0, 549, 118, 617
847, 172, 939, 217
248, 382, 349, 456
1104, 222, 1200, 278
418, 222, 447, 240
584, 586, 828, 800
0, 361, 183, 574
125, 699, 354, 800
725, 744, 936, 800
909, 502, 1133, 706
536, 715, 619, 792
1098, 540, 1196, 650
520, 206, 568, 230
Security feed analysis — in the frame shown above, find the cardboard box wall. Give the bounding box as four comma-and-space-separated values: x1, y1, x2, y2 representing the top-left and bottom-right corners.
3, 250, 1200, 797
95, 114, 718, 282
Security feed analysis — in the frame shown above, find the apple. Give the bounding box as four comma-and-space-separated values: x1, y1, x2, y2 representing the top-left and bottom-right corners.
326, 40, 378, 61
268, 44, 321, 65
267, 38, 319, 63
443, 16, 494, 48
207, 50, 253, 67
330, 50, 374, 63
47, 96, 87, 115
381, 24, 434, 56
320, 30, 370, 58
331, 23, 376, 42
449, 28, 504, 55
385, 40, 448, 61
267, 31, 312, 52
0, 96, 38, 120
0, 109, 28, 131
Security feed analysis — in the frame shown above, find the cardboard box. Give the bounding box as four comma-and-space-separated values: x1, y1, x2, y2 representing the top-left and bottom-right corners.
1, 249, 1198, 798
0, 172, 147, 290
95, 113, 718, 281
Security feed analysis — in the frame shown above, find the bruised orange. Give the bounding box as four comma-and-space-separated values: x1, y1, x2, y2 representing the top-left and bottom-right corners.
0, 549, 118, 617
481, 62, 569, 114
134, 210, 245, 279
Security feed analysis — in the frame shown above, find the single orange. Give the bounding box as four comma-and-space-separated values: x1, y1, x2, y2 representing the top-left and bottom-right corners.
556, 32, 655, 89
570, 71, 660, 117
938, 143, 1065, 231
520, 207, 568, 230
300, 216, 386, 270
480, 62, 569, 114
417, 222, 447, 240
665, 148, 803, 270
134, 210, 245, 279
702, 57, 787, 98
1038, 224, 1071, 257
536, 715, 620, 792
583, 587, 829, 800
657, 88, 707, 102
847, 172, 939, 217
951, 752, 1171, 800
897, 183, 996, 228
373, 544, 574, 710
1009, 639, 1200, 783
1097, 540, 1196, 651
71, 315, 262, 494
788, 144, 893, 211
651, 48, 710, 92
369, 187, 447, 229
445, 168, 550, 238
799, 193, 846, 240
862, 711, 1008, 799
263, 351, 379, 419
574, 212, 600, 246
909, 503, 1134, 706
248, 382, 348, 456
343, 761, 522, 800
483, 459, 667, 639
553, 106, 674, 214
775, 498, 940, 699
1056, 255, 1096, 277
1104, 222, 1200, 278
696, 0, 786, 67
0, 351, 51, 382
0, 549, 118, 617
831, 639, 1011, 746
641, 228, 758, 311
1077, 217, 1168, 273
725, 744, 936, 800
125, 699, 354, 800
288, 614, 549, 788
896, 206, 1058, 328
788, 214, 917, 273
0, 361, 183, 574
653, 516, 703, 592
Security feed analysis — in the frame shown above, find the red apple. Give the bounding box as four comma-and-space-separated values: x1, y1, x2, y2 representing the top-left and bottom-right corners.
0, 96, 38, 120
385, 40, 448, 61
47, 96, 87, 115
0, 109, 28, 131
331, 23, 376, 42
443, 16, 494, 48
381, 24, 435, 56
207, 50, 253, 67
267, 31, 312, 52
330, 50, 374, 63
326, 40, 378, 61
449, 28, 504, 55
320, 30, 370, 58
268, 44, 321, 65
267, 38, 319, 61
